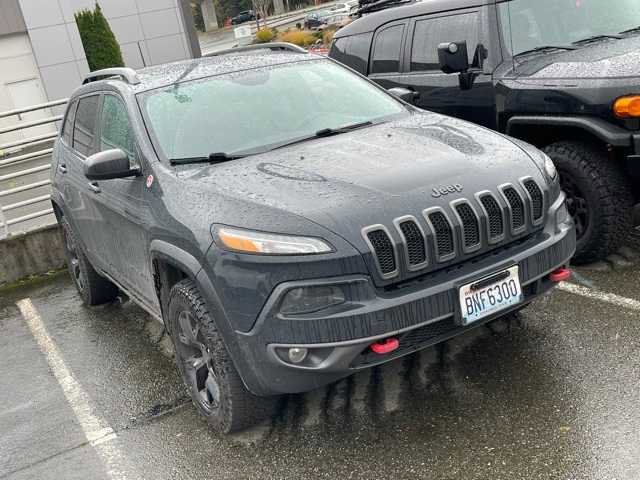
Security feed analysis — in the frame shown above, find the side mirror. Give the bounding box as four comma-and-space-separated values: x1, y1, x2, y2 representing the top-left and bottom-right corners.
438, 41, 481, 91
388, 87, 420, 104
438, 41, 470, 74
84, 149, 140, 181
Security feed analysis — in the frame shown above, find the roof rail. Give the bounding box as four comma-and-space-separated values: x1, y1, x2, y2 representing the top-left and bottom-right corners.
83, 67, 141, 85
356, 0, 414, 15
205, 42, 308, 57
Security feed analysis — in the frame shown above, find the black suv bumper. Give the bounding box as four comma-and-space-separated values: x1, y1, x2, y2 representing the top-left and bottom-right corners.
223, 197, 575, 396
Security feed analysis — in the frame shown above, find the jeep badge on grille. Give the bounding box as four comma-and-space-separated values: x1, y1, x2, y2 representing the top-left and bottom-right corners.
431, 184, 463, 198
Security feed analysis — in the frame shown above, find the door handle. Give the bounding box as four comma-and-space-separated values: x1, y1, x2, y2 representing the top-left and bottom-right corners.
88, 182, 101, 193
58, 164, 67, 174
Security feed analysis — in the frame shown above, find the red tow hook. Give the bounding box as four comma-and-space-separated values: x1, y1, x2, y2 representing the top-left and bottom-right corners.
370, 337, 400, 355
549, 267, 572, 283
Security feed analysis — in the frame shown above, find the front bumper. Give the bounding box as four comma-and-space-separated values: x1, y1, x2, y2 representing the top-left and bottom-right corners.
234, 200, 576, 396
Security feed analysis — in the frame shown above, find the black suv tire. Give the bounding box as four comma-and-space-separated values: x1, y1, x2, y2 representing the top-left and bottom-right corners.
167, 279, 278, 433
60, 217, 119, 305
543, 141, 633, 264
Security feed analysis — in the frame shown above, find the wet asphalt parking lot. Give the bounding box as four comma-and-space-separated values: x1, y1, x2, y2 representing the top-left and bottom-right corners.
2, 233, 640, 480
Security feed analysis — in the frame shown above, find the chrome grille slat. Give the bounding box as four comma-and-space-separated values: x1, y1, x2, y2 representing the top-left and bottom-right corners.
479, 194, 504, 240
523, 179, 544, 222
502, 186, 526, 232
363, 182, 546, 280
428, 210, 455, 259
398, 219, 427, 267
364, 227, 397, 277
454, 202, 480, 249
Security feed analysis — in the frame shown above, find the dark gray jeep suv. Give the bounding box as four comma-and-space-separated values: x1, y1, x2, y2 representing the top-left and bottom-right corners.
50, 44, 575, 433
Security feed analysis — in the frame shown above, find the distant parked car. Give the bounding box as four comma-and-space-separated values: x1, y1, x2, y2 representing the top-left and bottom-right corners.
303, 10, 331, 29
330, 0, 358, 14
231, 10, 255, 25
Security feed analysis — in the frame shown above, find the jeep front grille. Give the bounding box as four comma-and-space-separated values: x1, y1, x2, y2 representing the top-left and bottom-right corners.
502, 186, 525, 232
428, 211, 455, 258
365, 228, 397, 276
523, 179, 544, 222
398, 219, 427, 267
480, 194, 504, 240
455, 202, 480, 249
362, 180, 546, 279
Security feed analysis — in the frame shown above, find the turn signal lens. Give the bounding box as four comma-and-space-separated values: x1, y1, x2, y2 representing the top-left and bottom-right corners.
216, 227, 333, 255
613, 95, 640, 118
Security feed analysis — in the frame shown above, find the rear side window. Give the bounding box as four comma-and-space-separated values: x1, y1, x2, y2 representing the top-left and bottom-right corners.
73, 95, 100, 157
330, 33, 372, 75
99, 95, 139, 167
61, 99, 78, 145
371, 24, 404, 74
410, 13, 480, 71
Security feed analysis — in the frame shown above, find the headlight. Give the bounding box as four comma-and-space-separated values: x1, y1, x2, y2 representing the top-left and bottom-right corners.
544, 155, 558, 182
215, 226, 333, 255
279, 286, 346, 315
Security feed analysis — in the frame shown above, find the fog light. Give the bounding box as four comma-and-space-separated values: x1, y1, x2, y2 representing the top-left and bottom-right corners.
280, 286, 345, 315
288, 347, 308, 364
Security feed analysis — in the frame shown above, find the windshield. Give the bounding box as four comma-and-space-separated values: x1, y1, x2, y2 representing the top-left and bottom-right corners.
141, 60, 405, 160
498, 0, 640, 56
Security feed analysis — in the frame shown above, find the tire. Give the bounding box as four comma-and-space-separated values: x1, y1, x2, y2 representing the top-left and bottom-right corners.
167, 279, 277, 433
543, 141, 633, 264
60, 217, 119, 306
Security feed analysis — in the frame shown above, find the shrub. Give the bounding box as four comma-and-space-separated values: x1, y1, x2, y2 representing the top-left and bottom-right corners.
323, 28, 337, 45
75, 3, 124, 71
277, 30, 316, 47
256, 28, 275, 43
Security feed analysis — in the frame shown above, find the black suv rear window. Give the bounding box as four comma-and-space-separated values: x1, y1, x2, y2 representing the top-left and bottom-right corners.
371, 24, 404, 74
410, 13, 479, 71
330, 33, 373, 75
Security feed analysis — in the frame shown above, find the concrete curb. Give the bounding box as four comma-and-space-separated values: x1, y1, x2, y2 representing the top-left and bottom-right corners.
0, 224, 65, 287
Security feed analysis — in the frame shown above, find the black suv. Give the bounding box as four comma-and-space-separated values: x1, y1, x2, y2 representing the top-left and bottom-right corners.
330, 0, 640, 263
51, 44, 575, 433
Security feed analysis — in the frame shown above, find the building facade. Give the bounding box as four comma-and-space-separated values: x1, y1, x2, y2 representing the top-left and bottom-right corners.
0, 0, 199, 116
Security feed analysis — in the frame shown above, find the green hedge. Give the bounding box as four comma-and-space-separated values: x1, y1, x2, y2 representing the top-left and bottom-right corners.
75, 3, 124, 71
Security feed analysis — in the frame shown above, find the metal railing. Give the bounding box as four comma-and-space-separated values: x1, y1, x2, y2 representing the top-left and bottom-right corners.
0, 98, 68, 239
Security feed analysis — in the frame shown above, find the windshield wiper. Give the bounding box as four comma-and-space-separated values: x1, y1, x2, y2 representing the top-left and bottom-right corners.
266, 121, 374, 152
572, 34, 622, 45
169, 152, 246, 166
620, 25, 640, 35
315, 121, 373, 137
514, 45, 576, 58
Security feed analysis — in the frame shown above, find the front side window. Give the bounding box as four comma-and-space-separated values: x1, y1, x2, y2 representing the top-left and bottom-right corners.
498, 0, 640, 56
73, 95, 100, 157
141, 60, 406, 161
410, 13, 480, 71
99, 95, 139, 167
371, 24, 405, 74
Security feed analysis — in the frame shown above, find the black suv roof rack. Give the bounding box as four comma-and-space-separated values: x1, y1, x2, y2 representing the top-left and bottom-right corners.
83, 67, 141, 85
355, 0, 414, 15
205, 42, 308, 57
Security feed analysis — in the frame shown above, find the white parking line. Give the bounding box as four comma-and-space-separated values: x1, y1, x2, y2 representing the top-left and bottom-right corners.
558, 282, 640, 312
16, 299, 131, 480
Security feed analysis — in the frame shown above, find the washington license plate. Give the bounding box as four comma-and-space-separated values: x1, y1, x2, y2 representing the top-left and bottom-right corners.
459, 266, 522, 325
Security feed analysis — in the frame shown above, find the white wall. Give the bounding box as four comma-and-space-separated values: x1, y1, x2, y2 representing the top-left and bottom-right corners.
0, 33, 52, 144
18, 0, 193, 103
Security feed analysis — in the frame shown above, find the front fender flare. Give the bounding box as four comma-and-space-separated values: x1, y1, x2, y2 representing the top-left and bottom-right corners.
506, 115, 633, 147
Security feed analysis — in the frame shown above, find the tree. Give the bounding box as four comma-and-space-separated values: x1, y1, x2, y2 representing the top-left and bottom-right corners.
75, 3, 124, 71
252, 0, 272, 28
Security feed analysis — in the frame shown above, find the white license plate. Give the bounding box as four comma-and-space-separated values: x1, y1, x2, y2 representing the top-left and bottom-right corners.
459, 266, 523, 325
